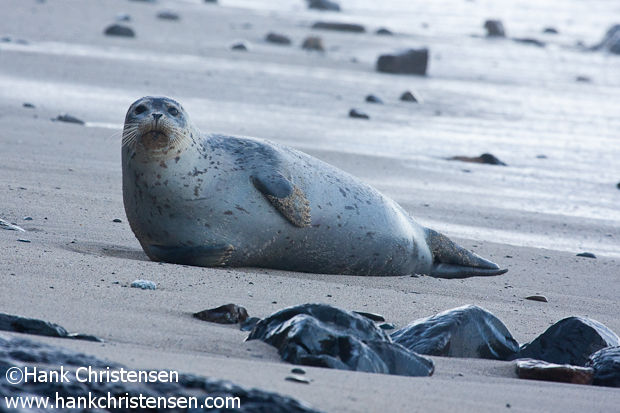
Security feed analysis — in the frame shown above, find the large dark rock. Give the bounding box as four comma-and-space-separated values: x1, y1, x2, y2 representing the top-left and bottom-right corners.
312, 22, 365, 33
307, 0, 340, 11
376, 48, 429, 75
0, 334, 321, 413
587, 346, 620, 387
593, 24, 620, 54
391, 305, 519, 360
516, 317, 620, 366
0, 313, 100, 342
484, 19, 506, 37
247, 304, 434, 377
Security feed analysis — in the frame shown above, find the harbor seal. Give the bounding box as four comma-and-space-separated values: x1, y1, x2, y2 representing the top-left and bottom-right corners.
121, 96, 507, 278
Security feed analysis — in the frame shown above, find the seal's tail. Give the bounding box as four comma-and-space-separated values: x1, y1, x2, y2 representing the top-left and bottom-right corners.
425, 229, 508, 279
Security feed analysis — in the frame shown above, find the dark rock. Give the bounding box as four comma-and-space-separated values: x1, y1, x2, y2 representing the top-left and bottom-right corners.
307, 0, 340, 12
349, 109, 369, 119
515, 359, 594, 385
0, 218, 25, 232
130, 279, 157, 290
312, 22, 365, 33
194, 303, 249, 324
285, 375, 311, 384
231, 42, 248, 51
156, 10, 180, 20
112, 218, 122, 223
22, 102, 35, 108
448, 153, 507, 166
0, 313, 99, 342
587, 346, 620, 387
240, 316, 261, 331
353, 311, 385, 322
484, 19, 506, 37
543, 27, 559, 34
204, 0, 218, 3
617, 182, 620, 190
516, 317, 620, 366
391, 305, 520, 360
376, 48, 429, 76
0, 334, 322, 413
17, 239, 31, 243
302, 36, 324, 51
376, 28, 393, 35
536, 154, 548, 159
291, 367, 306, 374
593, 24, 620, 54
53, 114, 85, 125
525, 295, 548, 303
23, 216, 33, 221
512, 37, 546, 47
247, 304, 434, 377
379, 322, 396, 330
576, 75, 591, 82
576, 252, 596, 258
266, 32, 292, 45
400, 90, 419, 102
365, 94, 383, 104
103, 24, 135, 38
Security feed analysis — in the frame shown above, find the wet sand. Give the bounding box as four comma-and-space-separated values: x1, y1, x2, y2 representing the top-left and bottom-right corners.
1, 0, 619, 411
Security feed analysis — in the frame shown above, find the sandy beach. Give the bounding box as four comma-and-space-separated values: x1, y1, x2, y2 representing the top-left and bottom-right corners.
1, 0, 619, 411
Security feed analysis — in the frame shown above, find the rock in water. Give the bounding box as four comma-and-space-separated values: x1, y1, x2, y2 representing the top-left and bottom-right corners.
587, 346, 620, 387
448, 153, 507, 166
0, 334, 321, 413
0, 313, 100, 342
484, 19, 506, 37
515, 359, 594, 385
516, 317, 620, 366
307, 0, 340, 11
593, 24, 620, 54
247, 304, 434, 377
104, 24, 135, 38
302, 36, 324, 51
349, 109, 369, 119
193, 304, 249, 324
312, 22, 365, 33
391, 305, 519, 360
266, 32, 292, 45
376, 48, 429, 75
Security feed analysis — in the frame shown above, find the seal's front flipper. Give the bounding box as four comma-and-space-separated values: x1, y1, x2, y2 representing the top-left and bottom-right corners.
426, 229, 507, 278
149, 244, 234, 267
251, 173, 311, 228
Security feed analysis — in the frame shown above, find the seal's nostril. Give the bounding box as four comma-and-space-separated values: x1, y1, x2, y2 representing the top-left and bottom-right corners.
152, 113, 163, 121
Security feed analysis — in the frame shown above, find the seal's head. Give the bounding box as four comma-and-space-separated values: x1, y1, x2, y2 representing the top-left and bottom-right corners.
122, 96, 195, 160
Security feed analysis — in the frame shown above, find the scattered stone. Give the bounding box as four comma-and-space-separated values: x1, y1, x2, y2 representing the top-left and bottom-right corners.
576, 252, 596, 258
587, 346, 620, 387
22, 102, 35, 108
0, 313, 100, 342
17, 239, 31, 243
484, 19, 506, 37
349, 109, 369, 119
376, 27, 393, 35
247, 304, 434, 377
130, 279, 157, 290
512, 37, 546, 47
448, 153, 507, 166
156, 10, 180, 20
112, 218, 122, 223
392, 305, 519, 360
312, 22, 365, 33
576, 75, 591, 82
593, 24, 620, 54
525, 295, 548, 303
536, 154, 547, 159
307, 0, 340, 12
365, 94, 383, 104
23, 216, 33, 221
543, 27, 559, 34
400, 90, 420, 102
285, 375, 311, 384
515, 359, 594, 385
291, 367, 306, 375
516, 317, 620, 366
302, 36, 324, 51
103, 24, 135, 38
53, 114, 85, 125
376, 48, 429, 75
116, 13, 131, 22
194, 304, 249, 324
240, 317, 261, 331
353, 311, 385, 322
0, 334, 321, 413
266, 32, 292, 45
231, 42, 248, 51
379, 322, 396, 330
0, 218, 25, 232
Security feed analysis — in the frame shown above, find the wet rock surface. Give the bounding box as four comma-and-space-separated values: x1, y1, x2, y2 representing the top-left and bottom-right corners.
587, 346, 620, 387
515, 359, 594, 385
0, 334, 321, 413
484, 19, 506, 37
194, 304, 249, 324
376, 48, 429, 75
517, 317, 620, 366
0, 313, 100, 342
449, 153, 507, 166
312, 22, 365, 33
391, 305, 519, 360
103, 24, 135, 38
247, 304, 434, 377
307, 0, 340, 12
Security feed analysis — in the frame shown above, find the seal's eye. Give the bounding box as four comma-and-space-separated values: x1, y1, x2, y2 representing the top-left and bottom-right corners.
134, 105, 147, 115
168, 107, 179, 116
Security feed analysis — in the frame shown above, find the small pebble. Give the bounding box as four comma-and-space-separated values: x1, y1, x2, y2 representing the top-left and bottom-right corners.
17, 239, 31, 243
525, 295, 548, 303
23, 103, 35, 109
365, 94, 383, 104
576, 252, 596, 258
536, 154, 547, 159
157, 10, 180, 20
53, 114, 85, 125
543, 27, 558, 34
285, 375, 311, 384
301, 36, 324, 51
23, 217, 33, 221
104, 24, 135, 38
291, 368, 306, 375
379, 322, 396, 330
231, 42, 248, 51
349, 108, 369, 119
112, 218, 122, 223
400, 91, 420, 102
576, 76, 591, 83
130, 279, 157, 290
265, 32, 292, 45
376, 27, 393, 35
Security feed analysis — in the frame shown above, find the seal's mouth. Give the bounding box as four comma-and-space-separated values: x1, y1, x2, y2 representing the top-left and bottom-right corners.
139, 129, 171, 150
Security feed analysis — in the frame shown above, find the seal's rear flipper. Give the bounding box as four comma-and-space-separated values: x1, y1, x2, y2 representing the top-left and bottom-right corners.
148, 244, 234, 267
426, 229, 507, 278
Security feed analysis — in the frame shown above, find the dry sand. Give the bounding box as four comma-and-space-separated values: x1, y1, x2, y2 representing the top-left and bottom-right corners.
1, 0, 619, 412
